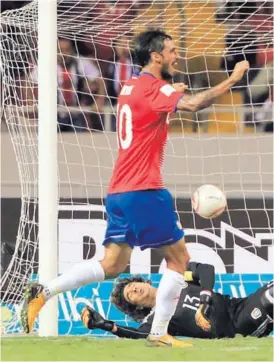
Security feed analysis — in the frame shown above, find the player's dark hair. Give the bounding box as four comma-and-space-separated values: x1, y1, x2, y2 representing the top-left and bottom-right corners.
133, 29, 172, 67
111, 275, 152, 322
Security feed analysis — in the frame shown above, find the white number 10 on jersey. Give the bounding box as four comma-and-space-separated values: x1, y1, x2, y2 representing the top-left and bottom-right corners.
117, 104, 133, 150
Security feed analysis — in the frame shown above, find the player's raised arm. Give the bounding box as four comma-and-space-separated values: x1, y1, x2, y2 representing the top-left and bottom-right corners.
177, 61, 250, 112
186, 262, 215, 291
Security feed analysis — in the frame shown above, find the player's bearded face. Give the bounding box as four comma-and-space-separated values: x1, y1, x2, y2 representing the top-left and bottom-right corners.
159, 40, 178, 81
124, 282, 152, 306
161, 63, 173, 81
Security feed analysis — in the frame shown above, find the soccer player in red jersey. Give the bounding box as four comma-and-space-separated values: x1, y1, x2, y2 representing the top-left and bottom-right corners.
21, 29, 249, 347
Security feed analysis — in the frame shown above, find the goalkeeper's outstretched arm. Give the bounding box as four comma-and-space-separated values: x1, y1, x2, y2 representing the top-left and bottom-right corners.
111, 322, 150, 339
176, 61, 249, 112
81, 306, 150, 339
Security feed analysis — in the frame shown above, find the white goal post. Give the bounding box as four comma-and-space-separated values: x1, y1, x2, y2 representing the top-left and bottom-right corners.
0, 0, 273, 338
38, 0, 58, 337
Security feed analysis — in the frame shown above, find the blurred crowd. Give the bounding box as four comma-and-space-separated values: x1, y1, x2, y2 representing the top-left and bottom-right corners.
1, 0, 31, 12
1, 0, 273, 133
219, 1, 273, 132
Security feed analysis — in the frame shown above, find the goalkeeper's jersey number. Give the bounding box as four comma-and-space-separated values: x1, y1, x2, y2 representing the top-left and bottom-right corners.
181, 294, 200, 311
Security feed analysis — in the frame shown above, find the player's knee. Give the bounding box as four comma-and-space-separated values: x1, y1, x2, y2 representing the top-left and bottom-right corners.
185, 254, 191, 265
100, 259, 127, 279
165, 260, 186, 275
165, 255, 189, 274
164, 241, 189, 273
103, 266, 120, 278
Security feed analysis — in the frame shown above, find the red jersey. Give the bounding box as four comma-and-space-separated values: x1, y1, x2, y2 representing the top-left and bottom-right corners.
108, 73, 183, 194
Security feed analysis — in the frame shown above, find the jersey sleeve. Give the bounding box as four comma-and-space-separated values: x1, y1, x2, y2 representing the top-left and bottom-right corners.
149, 80, 184, 113
112, 323, 150, 339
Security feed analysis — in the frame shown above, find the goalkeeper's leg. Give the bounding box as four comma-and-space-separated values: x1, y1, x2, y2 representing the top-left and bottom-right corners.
21, 243, 132, 333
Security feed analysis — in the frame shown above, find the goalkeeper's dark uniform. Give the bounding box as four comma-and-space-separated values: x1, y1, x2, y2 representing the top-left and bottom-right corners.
83, 262, 273, 339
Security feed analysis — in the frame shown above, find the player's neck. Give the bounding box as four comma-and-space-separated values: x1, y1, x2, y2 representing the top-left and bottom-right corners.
141, 65, 162, 80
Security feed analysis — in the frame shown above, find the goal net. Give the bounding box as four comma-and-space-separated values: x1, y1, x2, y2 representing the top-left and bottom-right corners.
1, 0, 273, 336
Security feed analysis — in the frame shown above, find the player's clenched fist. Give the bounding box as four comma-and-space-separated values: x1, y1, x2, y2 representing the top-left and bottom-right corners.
172, 83, 189, 92
230, 61, 250, 83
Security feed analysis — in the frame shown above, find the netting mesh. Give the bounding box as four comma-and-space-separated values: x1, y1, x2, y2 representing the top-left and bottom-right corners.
1, 0, 273, 335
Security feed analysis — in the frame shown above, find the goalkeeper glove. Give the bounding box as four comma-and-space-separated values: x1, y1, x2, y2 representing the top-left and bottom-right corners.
195, 290, 212, 332
81, 306, 114, 332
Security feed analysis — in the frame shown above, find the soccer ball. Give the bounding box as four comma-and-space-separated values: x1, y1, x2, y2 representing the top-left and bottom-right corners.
191, 184, 227, 219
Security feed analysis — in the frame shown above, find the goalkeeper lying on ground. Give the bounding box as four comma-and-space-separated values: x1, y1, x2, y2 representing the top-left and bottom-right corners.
81, 262, 273, 339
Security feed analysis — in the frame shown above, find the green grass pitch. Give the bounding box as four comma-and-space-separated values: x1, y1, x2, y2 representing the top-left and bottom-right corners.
1, 336, 273, 361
